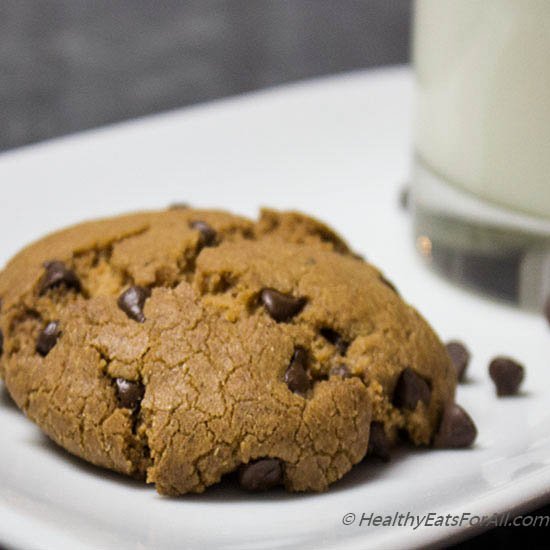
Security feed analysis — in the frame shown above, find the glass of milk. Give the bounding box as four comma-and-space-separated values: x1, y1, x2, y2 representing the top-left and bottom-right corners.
412, 0, 550, 309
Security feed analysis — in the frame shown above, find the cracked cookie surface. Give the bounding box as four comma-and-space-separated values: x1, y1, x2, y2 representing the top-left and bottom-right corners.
0, 208, 456, 495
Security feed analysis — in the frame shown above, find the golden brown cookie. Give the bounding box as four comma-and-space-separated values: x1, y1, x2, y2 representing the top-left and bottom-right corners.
0, 207, 457, 495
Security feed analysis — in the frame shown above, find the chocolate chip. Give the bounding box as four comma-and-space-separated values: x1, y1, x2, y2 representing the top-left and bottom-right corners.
36, 321, 61, 356
239, 458, 283, 491
446, 341, 471, 382
399, 186, 410, 210
260, 289, 306, 322
380, 275, 399, 295
329, 364, 351, 378
190, 220, 217, 247
544, 296, 550, 326
284, 347, 310, 395
117, 286, 151, 323
115, 378, 145, 409
367, 422, 390, 462
392, 368, 431, 410
39, 261, 80, 295
320, 328, 349, 355
169, 202, 189, 210
489, 357, 525, 396
434, 403, 477, 448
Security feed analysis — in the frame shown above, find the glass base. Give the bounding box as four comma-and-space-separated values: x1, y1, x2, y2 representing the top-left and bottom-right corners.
412, 159, 550, 311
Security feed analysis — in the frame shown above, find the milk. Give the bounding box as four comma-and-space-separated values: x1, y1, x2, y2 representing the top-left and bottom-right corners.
413, 0, 550, 220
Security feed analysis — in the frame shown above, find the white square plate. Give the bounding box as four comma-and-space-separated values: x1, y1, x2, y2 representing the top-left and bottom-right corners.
1, 67, 549, 549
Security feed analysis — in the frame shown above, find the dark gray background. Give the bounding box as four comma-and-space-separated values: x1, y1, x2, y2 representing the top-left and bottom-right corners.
0, 0, 411, 151
0, 1, 548, 548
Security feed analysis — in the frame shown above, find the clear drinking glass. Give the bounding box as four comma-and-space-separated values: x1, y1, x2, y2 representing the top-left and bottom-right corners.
412, 0, 550, 310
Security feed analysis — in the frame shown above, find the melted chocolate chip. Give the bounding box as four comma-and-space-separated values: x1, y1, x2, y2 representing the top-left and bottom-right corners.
36, 321, 61, 356
367, 422, 390, 462
392, 368, 431, 410
190, 220, 217, 247
489, 357, 525, 396
117, 286, 151, 323
260, 289, 306, 322
329, 364, 351, 378
39, 261, 80, 295
239, 458, 283, 491
446, 341, 471, 382
434, 403, 477, 448
115, 378, 145, 409
284, 347, 310, 395
320, 328, 349, 355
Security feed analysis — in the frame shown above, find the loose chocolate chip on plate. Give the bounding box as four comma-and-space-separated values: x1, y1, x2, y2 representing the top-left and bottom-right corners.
39, 261, 81, 295
392, 368, 431, 410
190, 220, 217, 247
239, 458, 283, 491
117, 286, 151, 323
489, 357, 524, 396
367, 422, 391, 462
115, 378, 145, 409
446, 341, 471, 382
36, 321, 61, 357
320, 328, 349, 355
434, 403, 477, 448
329, 364, 351, 379
284, 347, 311, 395
260, 288, 306, 322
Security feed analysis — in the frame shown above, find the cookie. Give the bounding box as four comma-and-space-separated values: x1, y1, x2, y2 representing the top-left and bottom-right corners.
0, 207, 457, 495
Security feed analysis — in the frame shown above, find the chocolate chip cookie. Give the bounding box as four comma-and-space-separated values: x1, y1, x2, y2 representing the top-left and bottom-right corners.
0, 207, 462, 495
